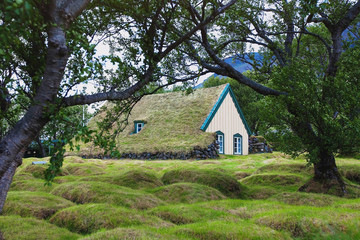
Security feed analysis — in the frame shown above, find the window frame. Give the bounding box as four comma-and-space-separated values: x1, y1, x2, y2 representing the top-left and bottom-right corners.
233, 133, 243, 155
216, 131, 224, 154
134, 121, 145, 133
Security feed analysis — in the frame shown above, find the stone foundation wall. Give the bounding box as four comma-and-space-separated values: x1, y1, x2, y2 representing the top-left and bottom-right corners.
82, 141, 219, 160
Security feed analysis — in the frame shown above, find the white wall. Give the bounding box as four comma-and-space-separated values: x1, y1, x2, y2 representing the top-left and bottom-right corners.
205, 92, 249, 155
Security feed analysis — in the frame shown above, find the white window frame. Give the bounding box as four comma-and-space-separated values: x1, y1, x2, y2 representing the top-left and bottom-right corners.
234, 135, 242, 155
136, 122, 144, 133
216, 131, 224, 154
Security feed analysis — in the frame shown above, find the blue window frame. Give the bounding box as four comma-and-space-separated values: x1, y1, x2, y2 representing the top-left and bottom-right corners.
216, 131, 224, 154
233, 133, 242, 155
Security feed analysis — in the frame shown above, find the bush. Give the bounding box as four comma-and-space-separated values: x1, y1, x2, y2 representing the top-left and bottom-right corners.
161, 169, 244, 198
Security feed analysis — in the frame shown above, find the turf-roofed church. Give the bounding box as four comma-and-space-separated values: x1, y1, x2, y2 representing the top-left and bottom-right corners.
74, 84, 251, 159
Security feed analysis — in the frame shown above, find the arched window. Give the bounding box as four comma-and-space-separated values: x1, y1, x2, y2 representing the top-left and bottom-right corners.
233, 133, 242, 155
216, 131, 224, 154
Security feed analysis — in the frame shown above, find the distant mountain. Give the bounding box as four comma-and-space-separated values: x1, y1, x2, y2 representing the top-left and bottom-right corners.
195, 53, 261, 89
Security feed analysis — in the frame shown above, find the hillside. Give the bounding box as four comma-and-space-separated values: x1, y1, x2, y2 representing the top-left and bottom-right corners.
1, 153, 360, 239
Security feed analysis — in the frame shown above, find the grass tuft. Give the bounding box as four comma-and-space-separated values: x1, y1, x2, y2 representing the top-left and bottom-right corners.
3, 191, 74, 219
161, 168, 244, 198
149, 182, 226, 204
49, 204, 172, 234
80, 169, 163, 189
51, 181, 162, 209
0, 215, 79, 240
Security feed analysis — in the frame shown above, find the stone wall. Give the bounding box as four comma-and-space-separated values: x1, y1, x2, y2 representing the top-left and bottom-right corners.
248, 136, 273, 154
82, 141, 219, 160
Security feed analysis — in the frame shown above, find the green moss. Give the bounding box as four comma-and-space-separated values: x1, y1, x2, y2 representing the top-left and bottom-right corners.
3, 191, 74, 219
149, 182, 226, 204
241, 173, 306, 187
64, 163, 105, 176
51, 181, 162, 209
148, 203, 229, 224
49, 204, 172, 234
80, 169, 163, 189
10, 179, 58, 192
79, 227, 183, 240
0, 215, 79, 240
161, 168, 244, 198
171, 220, 291, 240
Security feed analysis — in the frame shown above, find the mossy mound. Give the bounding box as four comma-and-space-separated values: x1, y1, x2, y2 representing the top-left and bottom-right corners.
12, 173, 35, 181
339, 165, 360, 184
161, 169, 244, 198
255, 163, 312, 175
79, 227, 180, 240
52, 175, 82, 184
148, 203, 227, 225
63, 163, 105, 176
20, 164, 69, 179
0, 215, 79, 240
172, 220, 290, 240
50, 204, 172, 234
150, 182, 226, 204
254, 209, 360, 239
10, 179, 58, 192
3, 191, 74, 219
80, 169, 163, 189
20, 164, 48, 179
241, 174, 305, 187
51, 181, 162, 209
269, 192, 338, 207
63, 156, 85, 163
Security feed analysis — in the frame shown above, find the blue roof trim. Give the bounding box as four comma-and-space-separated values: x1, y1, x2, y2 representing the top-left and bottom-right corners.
200, 84, 252, 135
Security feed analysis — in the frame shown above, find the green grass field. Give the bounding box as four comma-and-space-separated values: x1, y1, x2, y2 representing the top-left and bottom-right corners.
1, 152, 360, 239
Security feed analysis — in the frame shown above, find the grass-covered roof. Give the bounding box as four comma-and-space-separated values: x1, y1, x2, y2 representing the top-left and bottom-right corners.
74, 84, 227, 156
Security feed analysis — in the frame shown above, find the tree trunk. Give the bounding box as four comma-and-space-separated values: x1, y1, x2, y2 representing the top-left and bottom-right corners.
299, 151, 346, 195
0, 153, 23, 214
36, 136, 46, 158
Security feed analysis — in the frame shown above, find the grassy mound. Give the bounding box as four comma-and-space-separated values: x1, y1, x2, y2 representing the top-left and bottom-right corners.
10, 179, 58, 192
161, 169, 244, 198
254, 208, 360, 239
50, 204, 172, 234
79, 227, 180, 240
241, 173, 305, 187
255, 163, 313, 175
0, 215, 79, 240
171, 220, 290, 240
3, 191, 74, 219
80, 169, 163, 189
12, 173, 36, 181
63, 163, 105, 176
148, 203, 228, 224
339, 165, 360, 184
269, 192, 338, 207
51, 181, 162, 209
20, 164, 48, 179
150, 182, 226, 204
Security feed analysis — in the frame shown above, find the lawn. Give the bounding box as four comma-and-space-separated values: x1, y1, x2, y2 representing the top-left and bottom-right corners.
1, 152, 360, 239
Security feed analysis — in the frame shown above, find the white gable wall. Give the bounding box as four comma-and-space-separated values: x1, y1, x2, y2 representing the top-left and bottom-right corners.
205, 92, 249, 155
